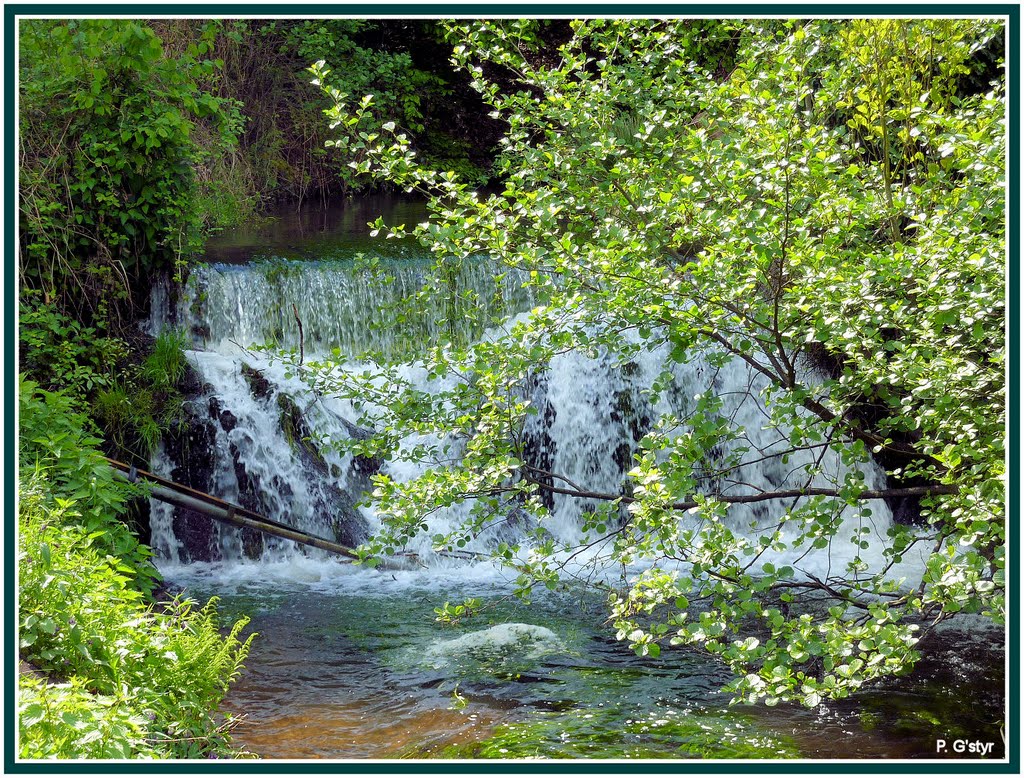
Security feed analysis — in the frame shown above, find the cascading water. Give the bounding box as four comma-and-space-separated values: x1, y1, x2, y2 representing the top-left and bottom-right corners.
517, 338, 903, 579
148, 238, 903, 581
141, 201, 1002, 761
147, 254, 531, 566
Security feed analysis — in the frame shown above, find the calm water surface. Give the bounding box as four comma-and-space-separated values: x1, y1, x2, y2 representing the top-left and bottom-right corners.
167, 562, 1005, 762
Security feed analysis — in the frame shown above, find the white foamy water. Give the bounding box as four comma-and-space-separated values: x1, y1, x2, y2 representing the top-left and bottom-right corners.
148, 254, 928, 590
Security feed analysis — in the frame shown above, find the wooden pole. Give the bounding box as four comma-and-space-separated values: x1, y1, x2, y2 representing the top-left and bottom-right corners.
109, 461, 362, 561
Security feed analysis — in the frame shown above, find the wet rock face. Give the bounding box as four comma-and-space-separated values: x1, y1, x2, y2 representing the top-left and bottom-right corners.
241, 363, 273, 399
163, 405, 220, 563
153, 333, 396, 563
272, 392, 372, 549
278, 394, 330, 476
519, 360, 653, 524
521, 370, 558, 512
338, 416, 382, 477
209, 396, 238, 433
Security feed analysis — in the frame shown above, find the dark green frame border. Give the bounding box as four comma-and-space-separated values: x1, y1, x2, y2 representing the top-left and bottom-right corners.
5, 3, 1019, 774
1, 3, 1022, 14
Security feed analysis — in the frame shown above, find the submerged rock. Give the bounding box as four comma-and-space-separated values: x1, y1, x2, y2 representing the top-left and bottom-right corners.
425, 623, 564, 668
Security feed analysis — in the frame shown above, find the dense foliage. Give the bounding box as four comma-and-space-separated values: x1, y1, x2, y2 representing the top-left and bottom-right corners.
18, 379, 254, 759
19, 19, 241, 323
149, 18, 500, 209
307, 18, 1006, 706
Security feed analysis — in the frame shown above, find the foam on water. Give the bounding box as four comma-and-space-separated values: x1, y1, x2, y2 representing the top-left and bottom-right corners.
149, 253, 929, 592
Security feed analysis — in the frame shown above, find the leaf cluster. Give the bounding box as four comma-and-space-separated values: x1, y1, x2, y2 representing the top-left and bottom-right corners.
308, 18, 1005, 705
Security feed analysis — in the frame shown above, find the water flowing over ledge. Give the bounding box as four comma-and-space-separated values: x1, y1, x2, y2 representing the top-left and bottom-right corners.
139, 199, 1002, 762
147, 218, 918, 584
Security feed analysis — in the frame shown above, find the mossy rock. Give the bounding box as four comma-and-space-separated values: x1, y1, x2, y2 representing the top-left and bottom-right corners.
240, 363, 272, 400
276, 393, 330, 477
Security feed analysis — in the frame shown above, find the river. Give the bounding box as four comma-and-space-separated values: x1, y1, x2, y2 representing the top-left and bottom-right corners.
146, 195, 1006, 762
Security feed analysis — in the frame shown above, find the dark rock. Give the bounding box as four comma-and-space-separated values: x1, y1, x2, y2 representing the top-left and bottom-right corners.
277, 393, 330, 476
177, 361, 204, 396
241, 363, 273, 399
240, 528, 265, 560
229, 442, 272, 516
351, 451, 382, 477
340, 416, 375, 441
165, 412, 217, 490
521, 371, 558, 512
613, 442, 633, 473
171, 508, 219, 563
162, 403, 221, 563
219, 409, 238, 433
314, 405, 381, 476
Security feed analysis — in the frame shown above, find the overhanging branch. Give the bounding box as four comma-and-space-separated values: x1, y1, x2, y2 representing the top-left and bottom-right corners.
522, 468, 957, 512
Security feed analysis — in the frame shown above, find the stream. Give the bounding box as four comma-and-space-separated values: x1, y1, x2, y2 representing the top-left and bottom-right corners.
146, 196, 1006, 762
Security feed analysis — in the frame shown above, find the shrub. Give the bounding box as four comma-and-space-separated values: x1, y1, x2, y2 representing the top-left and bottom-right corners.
18, 290, 124, 403
19, 675, 162, 760
18, 380, 256, 758
19, 378, 158, 593
18, 481, 255, 758
19, 19, 241, 323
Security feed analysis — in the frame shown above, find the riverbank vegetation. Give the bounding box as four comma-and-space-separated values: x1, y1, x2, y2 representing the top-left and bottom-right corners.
18, 380, 254, 758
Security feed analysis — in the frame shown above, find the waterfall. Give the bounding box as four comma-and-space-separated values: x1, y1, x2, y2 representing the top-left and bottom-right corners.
148, 255, 536, 566
150, 258, 535, 360
148, 251, 906, 581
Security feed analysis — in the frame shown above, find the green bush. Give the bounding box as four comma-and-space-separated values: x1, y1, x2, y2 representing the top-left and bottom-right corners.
92, 378, 162, 458
18, 380, 255, 758
18, 290, 124, 403
19, 378, 158, 593
19, 675, 163, 760
19, 19, 241, 322
20, 302, 189, 462
18, 481, 255, 758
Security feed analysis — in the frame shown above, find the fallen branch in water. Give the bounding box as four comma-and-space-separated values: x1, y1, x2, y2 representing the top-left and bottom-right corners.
292, 303, 304, 365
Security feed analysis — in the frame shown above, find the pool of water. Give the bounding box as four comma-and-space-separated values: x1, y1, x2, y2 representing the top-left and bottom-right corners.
164, 560, 1006, 762
202, 195, 428, 264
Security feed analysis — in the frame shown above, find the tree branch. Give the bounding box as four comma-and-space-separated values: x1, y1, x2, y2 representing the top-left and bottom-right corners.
521, 468, 957, 512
